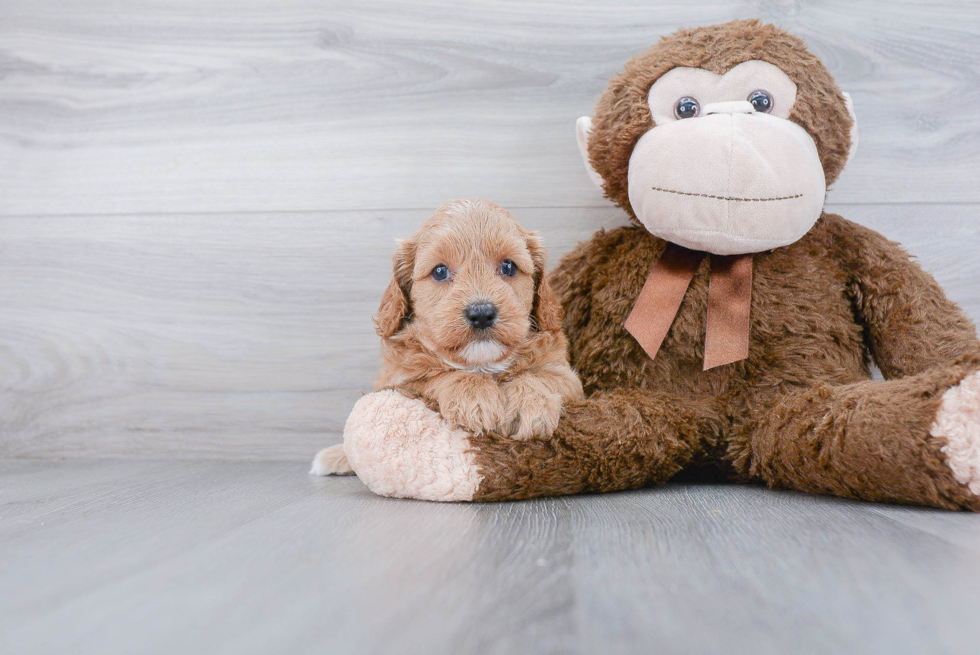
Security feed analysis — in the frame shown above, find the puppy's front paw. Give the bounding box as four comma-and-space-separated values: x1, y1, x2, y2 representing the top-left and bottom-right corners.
310, 444, 355, 476
439, 384, 506, 436
502, 378, 563, 440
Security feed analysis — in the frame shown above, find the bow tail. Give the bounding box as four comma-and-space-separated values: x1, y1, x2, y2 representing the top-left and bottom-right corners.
704, 253, 753, 370
625, 244, 705, 361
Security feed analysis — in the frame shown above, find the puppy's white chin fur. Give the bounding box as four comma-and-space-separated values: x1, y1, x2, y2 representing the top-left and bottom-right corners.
447, 339, 513, 374
461, 339, 506, 364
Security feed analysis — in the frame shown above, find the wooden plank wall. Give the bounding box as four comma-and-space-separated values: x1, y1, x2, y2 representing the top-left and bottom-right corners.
1, 0, 978, 460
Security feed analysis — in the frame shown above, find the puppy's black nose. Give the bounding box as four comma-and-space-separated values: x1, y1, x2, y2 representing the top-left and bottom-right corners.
464, 302, 498, 330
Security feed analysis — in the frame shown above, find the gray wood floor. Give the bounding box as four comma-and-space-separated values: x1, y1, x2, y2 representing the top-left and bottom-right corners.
3, 458, 980, 655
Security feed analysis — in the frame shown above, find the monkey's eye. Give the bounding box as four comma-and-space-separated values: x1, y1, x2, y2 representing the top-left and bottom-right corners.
748, 89, 774, 113
674, 97, 700, 119
499, 260, 518, 278
431, 264, 450, 282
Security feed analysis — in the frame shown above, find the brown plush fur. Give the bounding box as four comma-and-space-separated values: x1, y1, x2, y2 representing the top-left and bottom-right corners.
375, 199, 583, 440
472, 217, 980, 508
464, 22, 980, 509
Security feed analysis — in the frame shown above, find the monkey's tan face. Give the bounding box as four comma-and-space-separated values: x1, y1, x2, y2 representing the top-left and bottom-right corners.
631, 60, 826, 255
578, 60, 856, 256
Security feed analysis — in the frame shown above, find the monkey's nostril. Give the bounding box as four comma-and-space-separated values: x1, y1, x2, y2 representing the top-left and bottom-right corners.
464, 302, 498, 330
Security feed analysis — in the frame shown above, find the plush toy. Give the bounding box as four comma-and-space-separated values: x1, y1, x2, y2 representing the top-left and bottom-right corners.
340, 19, 980, 509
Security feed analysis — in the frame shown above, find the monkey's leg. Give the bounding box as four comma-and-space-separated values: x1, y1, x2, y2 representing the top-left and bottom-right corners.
731, 365, 980, 510
343, 388, 718, 502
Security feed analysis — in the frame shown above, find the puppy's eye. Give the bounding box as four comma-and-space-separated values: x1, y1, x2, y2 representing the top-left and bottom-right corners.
674, 97, 700, 119
499, 260, 518, 278
431, 264, 450, 282
748, 89, 774, 113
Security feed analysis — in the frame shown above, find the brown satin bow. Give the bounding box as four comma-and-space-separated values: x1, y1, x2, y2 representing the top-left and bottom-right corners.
625, 243, 753, 370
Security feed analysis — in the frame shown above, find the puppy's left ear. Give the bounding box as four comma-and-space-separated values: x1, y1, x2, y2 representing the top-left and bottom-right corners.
525, 231, 563, 333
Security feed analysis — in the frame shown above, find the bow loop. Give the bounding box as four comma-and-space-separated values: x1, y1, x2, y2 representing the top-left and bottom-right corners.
625, 243, 753, 370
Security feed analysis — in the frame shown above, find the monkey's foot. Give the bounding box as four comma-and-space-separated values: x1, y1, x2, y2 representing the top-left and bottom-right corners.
343, 390, 483, 502
932, 370, 980, 495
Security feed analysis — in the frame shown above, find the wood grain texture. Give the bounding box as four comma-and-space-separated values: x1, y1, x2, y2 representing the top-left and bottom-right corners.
1, 205, 977, 460
1, 0, 979, 216
3, 459, 980, 655
2, 1, 979, 459
0, 207, 628, 459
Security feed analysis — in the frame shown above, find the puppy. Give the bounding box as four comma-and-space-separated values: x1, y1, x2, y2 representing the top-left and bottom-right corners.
311, 199, 583, 476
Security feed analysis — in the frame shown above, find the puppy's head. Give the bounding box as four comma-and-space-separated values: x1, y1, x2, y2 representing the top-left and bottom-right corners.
375, 199, 562, 367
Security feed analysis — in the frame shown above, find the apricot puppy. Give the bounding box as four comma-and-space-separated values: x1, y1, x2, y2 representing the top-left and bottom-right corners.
311, 199, 583, 476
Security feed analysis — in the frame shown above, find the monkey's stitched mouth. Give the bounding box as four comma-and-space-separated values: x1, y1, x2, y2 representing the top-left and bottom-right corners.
651, 186, 803, 202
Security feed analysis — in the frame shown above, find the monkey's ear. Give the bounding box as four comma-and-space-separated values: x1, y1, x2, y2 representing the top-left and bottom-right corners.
374, 239, 415, 338
576, 116, 606, 190
526, 232, 564, 333
842, 92, 859, 170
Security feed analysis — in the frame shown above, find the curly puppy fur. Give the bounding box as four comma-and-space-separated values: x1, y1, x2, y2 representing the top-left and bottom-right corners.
373, 199, 583, 441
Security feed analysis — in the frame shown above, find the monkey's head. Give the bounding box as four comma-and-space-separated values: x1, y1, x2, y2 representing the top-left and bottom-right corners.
577, 20, 857, 255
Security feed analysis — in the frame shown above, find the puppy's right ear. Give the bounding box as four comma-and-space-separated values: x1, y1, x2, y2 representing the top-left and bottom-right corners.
374, 239, 416, 338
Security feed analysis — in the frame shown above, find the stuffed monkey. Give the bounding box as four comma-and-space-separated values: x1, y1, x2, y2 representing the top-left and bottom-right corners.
339, 20, 980, 509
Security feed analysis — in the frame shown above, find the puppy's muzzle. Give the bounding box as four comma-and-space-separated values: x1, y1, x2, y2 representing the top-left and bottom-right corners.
464, 302, 498, 330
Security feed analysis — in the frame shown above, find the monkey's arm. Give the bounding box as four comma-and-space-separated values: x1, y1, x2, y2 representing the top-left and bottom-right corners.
342, 387, 718, 502
830, 214, 980, 378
